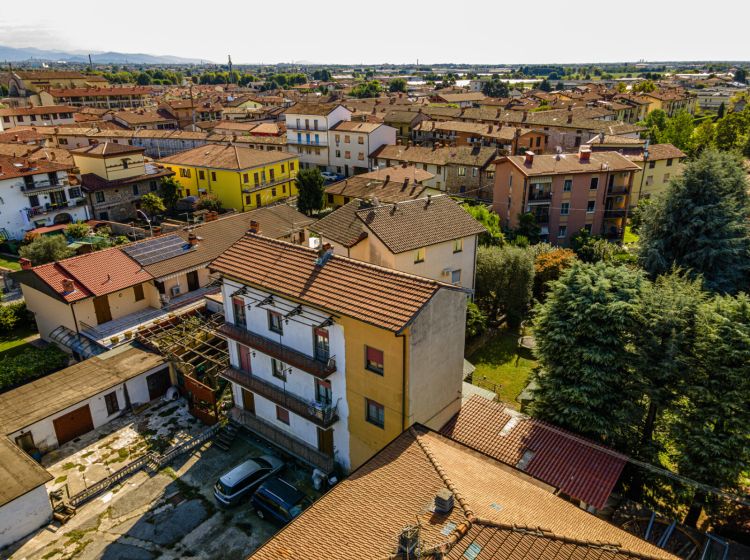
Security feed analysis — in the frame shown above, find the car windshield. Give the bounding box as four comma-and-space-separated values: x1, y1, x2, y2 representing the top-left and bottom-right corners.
254, 458, 272, 470
216, 480, 232, 495
288, 504, 303, 518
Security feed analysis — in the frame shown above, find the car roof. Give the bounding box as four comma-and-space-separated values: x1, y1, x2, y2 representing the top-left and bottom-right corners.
258, 477, 305, 506
220, 459, 263, 486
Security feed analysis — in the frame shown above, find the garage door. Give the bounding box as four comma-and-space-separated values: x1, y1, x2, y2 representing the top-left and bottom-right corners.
147, 368, 171, 400
53, 404, 94, 445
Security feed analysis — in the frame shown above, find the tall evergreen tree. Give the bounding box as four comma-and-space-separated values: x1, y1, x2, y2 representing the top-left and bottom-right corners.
673, 294, 750, 526
639, 150, 750, 294
531, 262, 645, 448
475, 245, 534, 327
295, 168, 326, 216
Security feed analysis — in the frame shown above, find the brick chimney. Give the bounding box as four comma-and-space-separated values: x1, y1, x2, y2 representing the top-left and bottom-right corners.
524, 151, 535, 166
188, 232, 199, 246
248, 220, 260, 234
579, 146, 592, 163
19, 257, 32, 270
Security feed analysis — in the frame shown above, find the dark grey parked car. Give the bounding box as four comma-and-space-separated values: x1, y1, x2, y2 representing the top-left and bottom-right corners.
214, 455, 284, 507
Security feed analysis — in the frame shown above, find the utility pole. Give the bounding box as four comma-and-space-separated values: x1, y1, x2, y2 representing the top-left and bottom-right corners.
228, 54, 233, 85
88, 54, 93, 72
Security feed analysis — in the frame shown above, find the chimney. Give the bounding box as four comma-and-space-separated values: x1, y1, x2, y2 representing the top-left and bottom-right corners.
384, 174, 390, 185
522, 111, 528, 122
19, 258, 32, 270
51, 151, 56, 161
398, 526, 420, 557
188, 232, 199, 246
579, 146, 592, 163
61, 278, 75, 293
434, 489, 454, 514
315, 243, 334, 267
567, 113, 573, 124
425, 193, 432, 206
524, 151, 535, 166
248, 220, 260, 234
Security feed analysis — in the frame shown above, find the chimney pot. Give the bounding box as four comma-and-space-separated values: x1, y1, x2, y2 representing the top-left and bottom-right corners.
188, 232, 199, 246
579, 146, 592, 163
19, 257, 32, 270
524, 151, 535, 166
61, 278, 75, 293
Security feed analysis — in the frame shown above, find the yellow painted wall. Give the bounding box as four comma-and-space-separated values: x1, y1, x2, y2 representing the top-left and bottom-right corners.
162, 158, 299, 212
21, 284, 77, 341
73, 153, 146, 181
631, 159, 684, 207
340, 315, 409, 470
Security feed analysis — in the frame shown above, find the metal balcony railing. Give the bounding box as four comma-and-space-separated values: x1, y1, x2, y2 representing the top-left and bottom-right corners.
218, 322, 336, 378
25, 198, 86, 218
528, 190, 552, 201
222, 367, 338, 428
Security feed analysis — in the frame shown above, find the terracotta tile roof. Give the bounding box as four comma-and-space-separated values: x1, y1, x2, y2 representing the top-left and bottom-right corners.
0, 154, 72, 179
324, 175, 431, 204
141, 205, 314, 279
0, 144, 74, 166
283, 102, 343, 116
383, 109, 425, 123
0, 105, 77, 117
356, 195, 486, 254
80, 166, 174, 191
15, 70, 107, 81
47, 86, 154, 97
310, 200, 369, 248
31, 247, 152, 302
442, 396, 627, 510
210, 234, 444, 332
499, 150, 640, 177
111, 110, 176, 125
0, 127, 48, 143
71, 142, 144, 157
250, 427, 677, 560
436, 92, 488, 103
158, 143, 295, 170
629, 143, 687, 162
358, 164, 434, 183
373, 144, 497, 167
329, 121, 385, 133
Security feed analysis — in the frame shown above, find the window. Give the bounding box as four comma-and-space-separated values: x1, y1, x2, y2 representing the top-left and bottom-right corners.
365, 398, 385, 428
589, 177, 599, 190
563, 179, 572, 192
414, 247, 425, 263
584, 224, 593, 234
150, 180, 157, 192
264, 310, 284, 334
453, 239, 463, 253
472, 167, 478, 177
95, 191, 105, 203
335, 150, 341, 158
365, 346, 384, 375
211, 171, 217, 181
104, 392, 119, 415
663, 173, 671, 182
243, 173, 249, 183
276, 405, 290, 425
666, 159, 673, 167
344, 151, 351, 159
68, 187, 81, 199
132, 184, 139, 196
509, 174, 513, 186
272, 359, 287, 381
587, 200, 596, 213
451, 269, 462, 284
560, 202, 570, 216
59, 138, 68, 145
316, 379, 332, 405
198, 170, 205, 180
458, 167, 466, 177
290, 162, 295, 171
232, 297, 246, 327
271, 188, 277, 197
358, 152, 364, 161
133, 284, 145, 302
335, 134, 340, 143
327, 193, 334, 204
179, 168, 191, 178
344, 135, 350, 143
314, 328, 330, 361
1, 116, 8, 123
358, 136, 364, 144
557, 225, 567, 238
648, 160, 656, 169
645, 175, 654, 186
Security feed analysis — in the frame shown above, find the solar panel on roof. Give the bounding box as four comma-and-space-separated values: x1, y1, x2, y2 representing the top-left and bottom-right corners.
122, 234, 195, 266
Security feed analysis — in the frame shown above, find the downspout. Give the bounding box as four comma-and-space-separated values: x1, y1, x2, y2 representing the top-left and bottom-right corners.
70, 301, 80, 334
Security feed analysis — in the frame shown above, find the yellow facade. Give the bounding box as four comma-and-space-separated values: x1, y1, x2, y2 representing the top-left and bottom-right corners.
73, 152, 146, 181
339, 315, 410, 470
162, 158, 299, 212
630, 158, 684, 207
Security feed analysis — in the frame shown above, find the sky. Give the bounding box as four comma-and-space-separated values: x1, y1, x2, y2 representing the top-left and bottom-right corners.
1, 0, 749, 65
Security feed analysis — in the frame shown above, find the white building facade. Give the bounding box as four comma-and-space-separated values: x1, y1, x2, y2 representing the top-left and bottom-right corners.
284, 104, 352, 171
329, 122, 397, 177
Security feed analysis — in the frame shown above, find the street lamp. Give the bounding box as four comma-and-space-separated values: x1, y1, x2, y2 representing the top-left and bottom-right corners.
135, 209, 153, 238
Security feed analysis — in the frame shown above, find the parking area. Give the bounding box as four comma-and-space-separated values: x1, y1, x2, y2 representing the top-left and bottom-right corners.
6, 401, 323, 560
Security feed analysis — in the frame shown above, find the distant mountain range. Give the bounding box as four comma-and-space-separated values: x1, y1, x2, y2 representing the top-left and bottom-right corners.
0, 45, 208, 65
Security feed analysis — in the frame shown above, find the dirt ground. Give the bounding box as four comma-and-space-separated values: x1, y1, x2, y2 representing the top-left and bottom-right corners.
4, 400, 321, 560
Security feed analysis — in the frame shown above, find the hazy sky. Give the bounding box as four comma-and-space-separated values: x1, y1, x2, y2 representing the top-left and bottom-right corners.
1, 1, 748, 65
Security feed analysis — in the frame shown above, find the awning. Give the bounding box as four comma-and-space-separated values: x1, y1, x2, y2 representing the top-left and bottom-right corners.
49, 325, 107, 359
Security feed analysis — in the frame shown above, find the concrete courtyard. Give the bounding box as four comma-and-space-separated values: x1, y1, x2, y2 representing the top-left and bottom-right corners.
5, 401, 321, 560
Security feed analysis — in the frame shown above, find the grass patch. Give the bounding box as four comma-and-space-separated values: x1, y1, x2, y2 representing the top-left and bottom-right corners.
54, 475, 68, 484
467, 328, 538, 408
0, 325, 36, 356
161, 466, 178, 480
624, 225, 639, 245
81, 451, 94, 459
0, 254, 20, 271
61, 462, 77, 471
41, 548, 62, 559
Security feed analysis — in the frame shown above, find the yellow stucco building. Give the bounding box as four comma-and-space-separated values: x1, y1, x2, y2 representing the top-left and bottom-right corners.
159, 144, 298, 211
627, 143, 687, 207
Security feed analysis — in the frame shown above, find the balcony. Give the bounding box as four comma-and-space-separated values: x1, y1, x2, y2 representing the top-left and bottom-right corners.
222, 367, 338, 428
230, 407, 335, 473
286, 123, 323, 132
527, 190, 552, 202
20, 178, 71, 194
241, 175, 296, 194
218, 322, 337, 378
25, 198, 87, 218
288, 137, 328, 147
604, 208, 627, 218
531, 212, 550, 224
607, 185, 629, 196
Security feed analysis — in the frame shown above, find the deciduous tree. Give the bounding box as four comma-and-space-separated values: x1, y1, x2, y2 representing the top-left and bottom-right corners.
295, 168, 325, 216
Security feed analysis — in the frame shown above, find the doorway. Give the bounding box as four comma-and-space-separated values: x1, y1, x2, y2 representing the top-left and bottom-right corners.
93, 295, 112, 324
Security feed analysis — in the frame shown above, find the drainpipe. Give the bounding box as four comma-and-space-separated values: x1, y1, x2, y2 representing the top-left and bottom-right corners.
71, 301, 80, 334
396, 331, 408, 431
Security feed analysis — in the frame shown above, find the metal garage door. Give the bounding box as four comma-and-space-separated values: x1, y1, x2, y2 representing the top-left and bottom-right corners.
147, 368, 171, 400
53, 404, 94, 445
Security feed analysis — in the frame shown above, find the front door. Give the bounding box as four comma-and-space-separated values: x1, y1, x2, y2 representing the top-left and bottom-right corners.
146, 368, 171, 400
93, 295, 112, 324
186, 270, 200, 292
238, 343, 252, 373
241, 389, 255, 414
317, 427, 334, 457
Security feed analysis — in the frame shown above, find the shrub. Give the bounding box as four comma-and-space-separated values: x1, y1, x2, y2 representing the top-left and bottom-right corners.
0, 345, 69, 391
0, 302, 34, 333
466, 301, 488, 339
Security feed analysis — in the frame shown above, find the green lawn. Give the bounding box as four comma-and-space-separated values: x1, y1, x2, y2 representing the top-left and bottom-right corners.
623, 226, 639, 245
0, 254, 20, 271
467, 329, 538, 408
0, 325, 36, 357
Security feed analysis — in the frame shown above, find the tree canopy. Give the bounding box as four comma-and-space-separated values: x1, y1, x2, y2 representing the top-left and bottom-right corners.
19, 235, 74, 265
295, 168, 325, 216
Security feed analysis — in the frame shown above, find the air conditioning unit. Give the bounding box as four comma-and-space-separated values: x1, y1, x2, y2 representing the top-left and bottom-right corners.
170, 285, 181, 297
